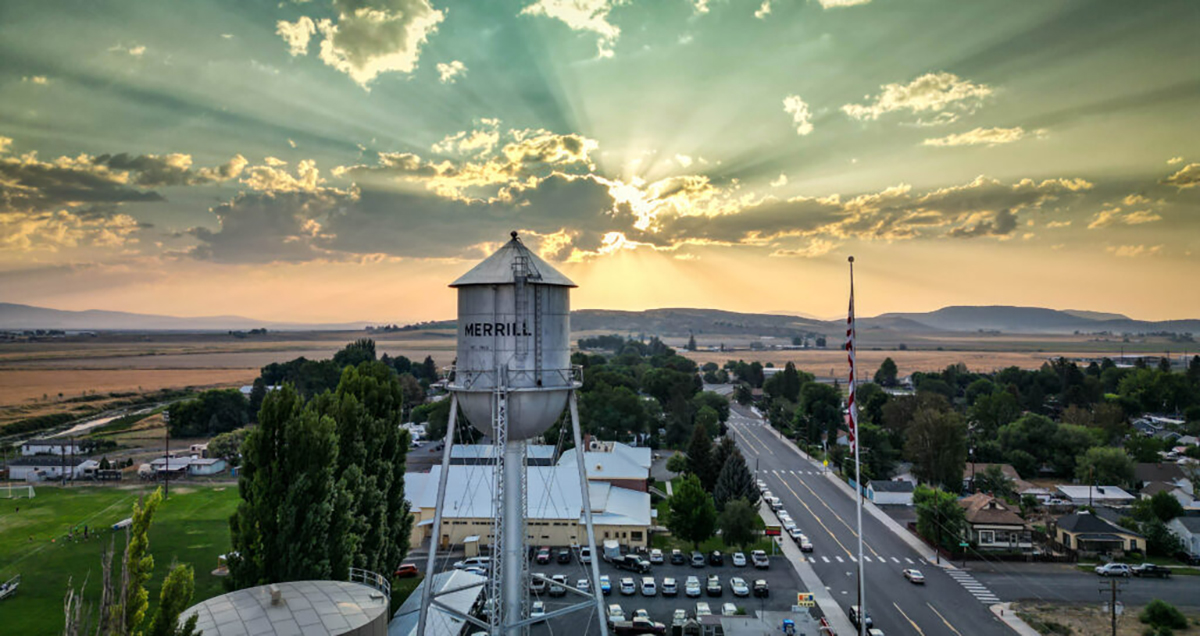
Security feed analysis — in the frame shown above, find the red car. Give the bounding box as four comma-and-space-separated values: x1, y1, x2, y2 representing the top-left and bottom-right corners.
395, 563, 419, 578
535, 547, 552, 564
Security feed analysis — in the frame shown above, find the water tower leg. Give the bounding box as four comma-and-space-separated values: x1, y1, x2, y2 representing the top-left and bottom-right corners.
417, 393, 460, 636
569, 390, 610, 636
501, 440, 526, 636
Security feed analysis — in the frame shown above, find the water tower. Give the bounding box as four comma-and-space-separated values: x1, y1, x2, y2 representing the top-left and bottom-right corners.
416, 232, 608, 636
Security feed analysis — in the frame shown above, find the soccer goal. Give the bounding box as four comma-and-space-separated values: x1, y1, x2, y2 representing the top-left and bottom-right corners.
4, 485, 34, 499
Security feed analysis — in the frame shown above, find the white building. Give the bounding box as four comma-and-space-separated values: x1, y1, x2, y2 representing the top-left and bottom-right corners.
8, 456, 98, 481
1055, 485, 1136, 506
866, 480, 914, 505
557, 439, 652, 492
148, 456, 227, 477
405, 464, 653, 549
188, 458, 227, 476
1167, 517, 1200, 559
388, 570, 486, 636
20, 438, 83, 456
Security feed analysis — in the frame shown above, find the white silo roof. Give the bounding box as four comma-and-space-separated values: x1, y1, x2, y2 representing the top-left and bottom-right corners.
450, 233, 576, 288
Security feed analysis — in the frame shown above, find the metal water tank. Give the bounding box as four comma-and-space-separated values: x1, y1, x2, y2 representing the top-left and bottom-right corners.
449, 232, 577, 440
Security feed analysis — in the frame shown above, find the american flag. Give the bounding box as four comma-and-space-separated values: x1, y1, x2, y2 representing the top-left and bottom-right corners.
845, 262, 857, 453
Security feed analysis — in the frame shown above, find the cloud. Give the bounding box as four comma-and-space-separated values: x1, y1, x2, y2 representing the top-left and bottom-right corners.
240, 159, 329, 193
22, 76, 50, 85
947, 208, 1018, 238
770, 174, 787, 188
0, 152, 164, 213
783, 95, 814, 135
1107, 244, 1163, 258
190, 189, 355, 263
437, 60, 466, 83
278, 0, 445, 88
1, 209, 142, 253
1045, 220, 1071, 229
1087, 206, 1162, 229
923, 126, 1025, 147
91, 153, 247, 187
675, 154, 693, 168
521, 0, 622, 58
754, 1, 771, 18
691, 0, 710, 14
1168, 156, 1184, 165
1161, 163, 1200, 189
277, 16, 317, 56
770, 238, 839, 258
818, 0, 872, 7
109, 43, 146, 57
842, 72, 992, 124
0, 137, 11, 154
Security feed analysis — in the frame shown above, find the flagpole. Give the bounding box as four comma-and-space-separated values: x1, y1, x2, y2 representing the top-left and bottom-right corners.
848, 255, 865, 636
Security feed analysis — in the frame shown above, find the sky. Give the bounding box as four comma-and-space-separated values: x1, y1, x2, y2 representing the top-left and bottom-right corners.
2, 0, 1199, 324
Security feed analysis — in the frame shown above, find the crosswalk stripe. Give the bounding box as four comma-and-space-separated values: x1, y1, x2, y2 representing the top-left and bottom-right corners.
905, 558, 913, 564
849, 556, 857, 563
835, 556, 844, 563
891, 557, 900, 563
862, 556, 871, 562
821, 556, 830, 563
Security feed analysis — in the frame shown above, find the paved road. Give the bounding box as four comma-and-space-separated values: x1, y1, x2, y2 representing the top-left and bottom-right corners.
728, 404, 1013, 636
971, 565, 1200, 609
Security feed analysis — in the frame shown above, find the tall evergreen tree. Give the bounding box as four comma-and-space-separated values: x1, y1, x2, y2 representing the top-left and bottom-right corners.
148, 564, 200, 636
712, 436, 736, 474
666, 474, 718, 549
686, 424, 716, 491
874, 357, 899, 387
686, 333, 697, 351
122, 487, 163, 635
781, 362, 802, 402
713, 448, 758, 511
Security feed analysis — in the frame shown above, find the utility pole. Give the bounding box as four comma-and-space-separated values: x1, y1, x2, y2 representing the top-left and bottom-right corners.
162, 411, 170, 499
1100, 578, 1123, 636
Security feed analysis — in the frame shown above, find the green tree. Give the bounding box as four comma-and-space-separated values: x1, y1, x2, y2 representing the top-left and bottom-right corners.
733, 384, 753, 405
799, 382, 843, 444
1124, 435, 1166, 463
147, 564, 200, 636
905, 407, 967, 489
167, 389, 249, 437
687, 424, 717, 491
207, 427, 250, 466
713, 448, 758, 511
968, 390, 1021, 438
667, 474, 718, 549
122, 487, 164, 635
713, 436, 737, 474
972, 465, 1015, 498
333, 338, 376, 368
666, 452, 688, 475
1074, 447, 1135, 488
248, 377, 267, 422
874, 357, 899, 387
691, 391, 731, 423
913, 485, 966, 553
1143, 519, 1184, 557
695, 406, 720, 439
717, 499, 758, 550
581, 382, 649, 441
686, 333, 697, 351
1132, 490, 1185, 523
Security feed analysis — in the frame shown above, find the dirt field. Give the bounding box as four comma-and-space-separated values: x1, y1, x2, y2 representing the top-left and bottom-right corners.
1014, 601, 1200, 635
0, 368, 257, 406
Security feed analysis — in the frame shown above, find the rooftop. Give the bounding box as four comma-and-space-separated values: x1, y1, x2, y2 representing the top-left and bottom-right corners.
389, 570, 486, 636
557, 442, 652, 480
960, 493, 1026, 527
869, 480, 914, 493
450, 233, 575, 288
8, 456, 92, 467
1055, 485, 1135, 501
1057, 511, 1142, 537
183, 580, 388, 636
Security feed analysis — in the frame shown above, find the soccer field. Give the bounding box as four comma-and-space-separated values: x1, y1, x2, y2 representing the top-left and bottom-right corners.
0, 483, 239, 635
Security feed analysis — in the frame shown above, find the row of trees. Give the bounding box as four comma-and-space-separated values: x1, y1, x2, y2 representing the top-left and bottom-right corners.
227, 357, 413, 588
664, 426, 761, 550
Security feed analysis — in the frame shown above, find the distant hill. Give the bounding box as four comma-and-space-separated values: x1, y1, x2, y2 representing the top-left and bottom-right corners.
876, 305, 1200, 335
572, 308, 829, 338
0, 303, 367, 332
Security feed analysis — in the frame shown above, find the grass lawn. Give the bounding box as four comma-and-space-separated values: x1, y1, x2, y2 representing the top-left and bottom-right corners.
0, 483, 240, 635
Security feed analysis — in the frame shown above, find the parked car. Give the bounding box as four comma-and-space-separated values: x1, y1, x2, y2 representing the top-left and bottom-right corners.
771, 499, 784, 511
641, 576, 657, 596
797, 534, 814, 553
757, 480, 767, 492
730, 577, 749, 597
608, 619, 666, 635
672, 609, 687, 628
580, 546, 592, 564
1132, 563, 1172, 578
577, 578, 591, 592
530, 601, 546, 622
464, 566, 487, 576
732, 552, 747, 567
753, 580, 769, 598
788, 527, 804, 542
848, 605, 873, 629
394, 563, 419, 578
1094, 563, 1132, 577
671, 549, 686, 565
549, 574, 567, 597
721, 602, 738, 617
763, 490, 774, 500
691, 552, 706, 568
706, 575, 723, 597
607, 604, 626, 623
620, 577, 637, 595
634, 609, 651, 622
695, 602, 712, 618
662, 577, 678, 596
782, 519, 797, 532
535, 547, 552, 564
600, 575, 612, 595
530, 575, 547, 594
685, 576, 702, 597
557, 548, 572, 564
709, 550, 725, 566
453, 557, 491, 571
649, 548, 664, 564
902, 569, 925, 584
614, 555, 651, 573
751, 550, 770, 569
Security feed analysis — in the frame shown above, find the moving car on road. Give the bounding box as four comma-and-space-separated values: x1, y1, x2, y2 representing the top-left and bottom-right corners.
394, 563, 419, 578
902, 569, 925, 584
1094, 563, 1132, 577
530, 601, 546, 622
453, 557, 490, 571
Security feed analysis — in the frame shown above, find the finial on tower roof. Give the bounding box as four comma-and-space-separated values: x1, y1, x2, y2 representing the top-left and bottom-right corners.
511, 230, 520, 241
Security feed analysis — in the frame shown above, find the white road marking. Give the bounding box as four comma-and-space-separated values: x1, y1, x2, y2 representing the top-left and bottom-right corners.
835, 556, 844, 563
821, 557, 830, 563
905, 558, 914, 564
892, 557, 901, 563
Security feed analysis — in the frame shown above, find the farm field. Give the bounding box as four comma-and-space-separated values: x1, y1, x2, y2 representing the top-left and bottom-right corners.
681, 348, 1074, 376
0, 484, 239, 635
0, 369, 257, 406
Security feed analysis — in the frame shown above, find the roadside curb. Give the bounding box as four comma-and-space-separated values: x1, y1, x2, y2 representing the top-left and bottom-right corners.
990, 603, 1040, 636
758, 501, 858, 636
757, 419, 954, 570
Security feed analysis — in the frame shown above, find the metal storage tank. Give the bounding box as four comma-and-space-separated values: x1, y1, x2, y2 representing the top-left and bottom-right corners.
449, 231, 577, 440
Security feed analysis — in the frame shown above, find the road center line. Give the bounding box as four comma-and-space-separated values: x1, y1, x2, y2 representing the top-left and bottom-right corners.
926, 602, 965, 636
892, 601, 926, 635
771, 475, 854, 558
788, 473, 885, 559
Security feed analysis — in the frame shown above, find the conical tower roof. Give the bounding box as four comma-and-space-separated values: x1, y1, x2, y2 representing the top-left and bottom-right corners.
450, 231, 576, 288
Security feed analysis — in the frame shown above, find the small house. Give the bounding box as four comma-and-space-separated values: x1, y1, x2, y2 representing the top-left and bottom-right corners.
867, 480, 914, 505
960, 493, 1032, 551
1166, 517, 1200, 559
8, 456, 97, 481
1055, 511, 1144, 556
20, 438, 83, 456
1055, 485, 1135, 506
187, 458, 227, 476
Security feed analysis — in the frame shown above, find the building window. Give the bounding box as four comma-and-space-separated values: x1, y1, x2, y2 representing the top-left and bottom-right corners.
1129, 539, 1136, 551
980, 530, 994, 545
631, 531, 643, 542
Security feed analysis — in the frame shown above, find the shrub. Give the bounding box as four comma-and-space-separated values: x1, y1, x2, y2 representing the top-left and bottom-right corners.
1140, 600, 1186, 630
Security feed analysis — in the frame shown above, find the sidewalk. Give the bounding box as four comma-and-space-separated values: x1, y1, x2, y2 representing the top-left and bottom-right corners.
756, 420, 953, 569
757, 501, 857, 636
990, 603, 1040, 636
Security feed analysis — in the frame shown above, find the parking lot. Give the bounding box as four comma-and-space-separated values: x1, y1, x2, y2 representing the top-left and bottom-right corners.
516, 550, 806, 632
